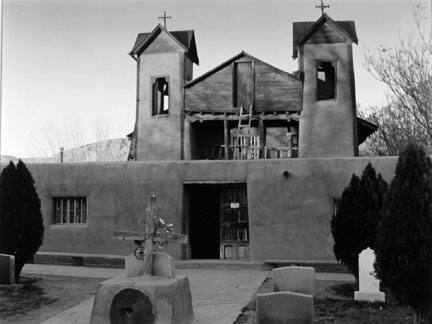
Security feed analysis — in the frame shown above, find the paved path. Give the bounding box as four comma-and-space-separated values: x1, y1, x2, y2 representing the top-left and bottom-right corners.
22, 264, 354, 324
23, 264, 268, 324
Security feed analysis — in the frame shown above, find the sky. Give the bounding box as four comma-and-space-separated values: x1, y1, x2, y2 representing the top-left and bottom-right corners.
1, 0, 430, 157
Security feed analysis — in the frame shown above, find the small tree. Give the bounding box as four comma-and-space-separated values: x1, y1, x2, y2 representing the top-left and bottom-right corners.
375, 144, 432, 323
0, 162, 21, 255
15, 160, 44, 278
358, 163, 388, 249
0, 161, 44, 280
331, 163, 387, 281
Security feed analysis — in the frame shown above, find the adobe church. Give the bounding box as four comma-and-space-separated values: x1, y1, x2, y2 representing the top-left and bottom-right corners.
128, 13, 376, 162
24, 12, 395, 264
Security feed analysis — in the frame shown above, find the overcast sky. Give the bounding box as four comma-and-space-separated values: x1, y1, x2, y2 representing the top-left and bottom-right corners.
1, 0, 430, 157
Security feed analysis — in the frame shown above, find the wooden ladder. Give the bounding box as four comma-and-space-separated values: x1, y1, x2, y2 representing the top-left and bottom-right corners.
237, 105, 253, 136
234, 105, 256, 159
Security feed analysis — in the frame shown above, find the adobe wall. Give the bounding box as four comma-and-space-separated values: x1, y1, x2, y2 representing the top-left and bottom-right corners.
20, 157, 397, 261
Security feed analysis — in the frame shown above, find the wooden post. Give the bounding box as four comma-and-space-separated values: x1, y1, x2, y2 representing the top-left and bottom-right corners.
258, 118, 265, 159
143, 195, 156, 275
224, 118, 229, 160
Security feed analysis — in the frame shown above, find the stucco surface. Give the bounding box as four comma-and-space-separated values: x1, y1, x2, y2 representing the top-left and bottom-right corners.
18, 157, 398, 262
299, 42, 357, 158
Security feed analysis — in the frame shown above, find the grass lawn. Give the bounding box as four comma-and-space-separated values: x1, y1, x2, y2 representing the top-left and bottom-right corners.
0, 275, 104, 323
234, 277, 414, 324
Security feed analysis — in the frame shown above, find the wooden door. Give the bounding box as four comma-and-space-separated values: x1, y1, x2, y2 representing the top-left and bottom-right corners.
235, 62, 254, 109
220, 186, 249, 260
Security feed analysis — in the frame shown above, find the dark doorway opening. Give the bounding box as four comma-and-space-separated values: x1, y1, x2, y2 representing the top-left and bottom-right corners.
188, 185, 220, 259
187, 183, 249, 260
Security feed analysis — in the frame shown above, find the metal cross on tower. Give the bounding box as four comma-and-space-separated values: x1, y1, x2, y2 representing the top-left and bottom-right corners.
315, 0, 330, 15
158, 11, 172, 29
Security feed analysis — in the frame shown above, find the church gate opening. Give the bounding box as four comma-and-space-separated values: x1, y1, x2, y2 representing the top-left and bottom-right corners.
186, 183, 249, 260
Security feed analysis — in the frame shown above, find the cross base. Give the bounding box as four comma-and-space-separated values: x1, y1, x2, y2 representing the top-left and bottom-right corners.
90, 276, 193, 324
125, 252, 175, 278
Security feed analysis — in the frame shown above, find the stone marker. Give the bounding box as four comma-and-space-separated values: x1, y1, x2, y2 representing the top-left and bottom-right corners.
273, 266, 315, 295
354, 247, 385, 302
90, 195, 193, 324
256, 291, 313, 324
0, 254, 15, 285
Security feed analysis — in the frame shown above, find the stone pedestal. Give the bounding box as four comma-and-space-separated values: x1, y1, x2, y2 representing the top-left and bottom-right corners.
0, 254, 15, 285
90, 276, 193, 324
354, 290, 385, 303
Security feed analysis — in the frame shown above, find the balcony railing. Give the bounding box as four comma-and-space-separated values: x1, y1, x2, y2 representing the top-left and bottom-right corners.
198, 145, 298, 160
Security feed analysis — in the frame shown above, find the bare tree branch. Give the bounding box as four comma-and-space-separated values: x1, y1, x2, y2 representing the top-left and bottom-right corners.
362, 4, 432, 156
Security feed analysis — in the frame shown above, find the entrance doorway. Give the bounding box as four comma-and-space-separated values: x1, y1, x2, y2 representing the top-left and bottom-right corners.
187, 184, 249, 260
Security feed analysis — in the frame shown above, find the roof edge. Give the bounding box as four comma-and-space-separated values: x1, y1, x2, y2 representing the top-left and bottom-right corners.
293, 14, 358, 59
129, 24, 189, 58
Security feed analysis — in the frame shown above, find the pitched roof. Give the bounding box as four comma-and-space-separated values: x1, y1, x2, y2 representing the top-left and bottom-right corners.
293, 14, 358, 58
357, 117, 378, 144
130, 24, 199, 64
185, 51, 299, 89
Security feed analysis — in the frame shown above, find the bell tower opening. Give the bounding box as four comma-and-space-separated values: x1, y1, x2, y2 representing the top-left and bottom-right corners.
316, 61, 335, 101
152, 77, 170, 115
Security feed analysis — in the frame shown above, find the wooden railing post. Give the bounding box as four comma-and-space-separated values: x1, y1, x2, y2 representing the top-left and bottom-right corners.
224, 117, 229, 160
258, 118, 265, 159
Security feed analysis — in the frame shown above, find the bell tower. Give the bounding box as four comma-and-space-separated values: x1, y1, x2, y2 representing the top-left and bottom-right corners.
129, 24, 199, 160
294, 14, 359, 157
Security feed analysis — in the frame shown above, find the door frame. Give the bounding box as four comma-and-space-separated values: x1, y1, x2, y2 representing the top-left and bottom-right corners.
183, 182, 249, 260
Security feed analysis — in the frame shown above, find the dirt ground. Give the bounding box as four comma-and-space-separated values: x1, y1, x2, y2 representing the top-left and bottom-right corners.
0, 275, 104, 324
234, 278, 415, 324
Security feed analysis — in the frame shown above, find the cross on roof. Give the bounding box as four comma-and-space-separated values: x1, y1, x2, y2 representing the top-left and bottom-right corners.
315, 0, 330, 15
158, 11, 172, 29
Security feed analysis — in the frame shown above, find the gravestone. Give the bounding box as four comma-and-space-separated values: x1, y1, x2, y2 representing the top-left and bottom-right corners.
90, 196, 193, 324
256, 291, 313, 324
272, 266, 315, 295
0, 254, 15, 285
354, 247, 385, 302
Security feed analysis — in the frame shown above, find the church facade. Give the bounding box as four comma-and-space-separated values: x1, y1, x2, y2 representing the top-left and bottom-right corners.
128, 14, 376, 162
25, 14, 389, 263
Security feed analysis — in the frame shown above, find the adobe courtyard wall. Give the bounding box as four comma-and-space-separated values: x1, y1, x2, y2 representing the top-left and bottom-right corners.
18, 157, 397, 262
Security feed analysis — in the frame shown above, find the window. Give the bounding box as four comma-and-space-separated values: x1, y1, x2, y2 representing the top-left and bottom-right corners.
53, 197, 87, 224
152, 77, 169, 115
316, 61, 335, 100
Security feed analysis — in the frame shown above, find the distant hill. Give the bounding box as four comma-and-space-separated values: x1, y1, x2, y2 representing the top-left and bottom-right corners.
0, 155, 19, 164
1, 138, 131, 164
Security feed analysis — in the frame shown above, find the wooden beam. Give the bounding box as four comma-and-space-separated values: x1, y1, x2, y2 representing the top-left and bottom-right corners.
186, 113, 299, 122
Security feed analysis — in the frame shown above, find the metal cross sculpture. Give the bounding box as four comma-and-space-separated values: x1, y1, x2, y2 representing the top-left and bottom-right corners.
158, 11, 172, 29
113, 195, 187, 275
316, 0, 330, 15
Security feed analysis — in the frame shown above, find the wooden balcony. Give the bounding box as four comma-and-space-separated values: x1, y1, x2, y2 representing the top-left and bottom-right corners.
198, 145, 298, 160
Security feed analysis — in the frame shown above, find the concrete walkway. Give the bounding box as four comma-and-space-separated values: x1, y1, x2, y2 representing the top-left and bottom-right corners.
23, 264, 268, 324
22, 264, 354, 324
